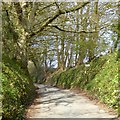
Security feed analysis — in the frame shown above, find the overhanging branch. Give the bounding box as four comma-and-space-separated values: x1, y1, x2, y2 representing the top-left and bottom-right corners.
29, 1, 90, 38
48, 25, 97, 33
60, 2, 90, 14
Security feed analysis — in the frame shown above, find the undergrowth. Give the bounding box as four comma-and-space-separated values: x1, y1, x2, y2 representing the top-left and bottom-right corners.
1, 56, 36, 120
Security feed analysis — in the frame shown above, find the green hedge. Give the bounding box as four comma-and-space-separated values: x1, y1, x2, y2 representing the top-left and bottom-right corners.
1, 57, 35, 120
50, 52, 118, 113
86, 52, 118, 109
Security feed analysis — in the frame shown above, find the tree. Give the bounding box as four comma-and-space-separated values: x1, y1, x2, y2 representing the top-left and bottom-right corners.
2, 1, 118, 79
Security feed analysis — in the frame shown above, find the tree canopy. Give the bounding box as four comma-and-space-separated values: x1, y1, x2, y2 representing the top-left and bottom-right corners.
2, 1, 119, 79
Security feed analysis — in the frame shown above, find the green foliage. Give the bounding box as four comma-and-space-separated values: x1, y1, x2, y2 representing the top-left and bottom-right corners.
87, 52, 118, 109
51, 56, 107, 89
50, 52, 118, 113
2, 57, 35, 120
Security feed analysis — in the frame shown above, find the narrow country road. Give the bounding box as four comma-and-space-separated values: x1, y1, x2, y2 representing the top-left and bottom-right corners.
26, 84, 117, 118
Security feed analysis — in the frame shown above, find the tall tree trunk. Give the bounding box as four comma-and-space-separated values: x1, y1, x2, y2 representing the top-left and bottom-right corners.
44, 44, 48, 73
56, 35, 61, 69
67, 44, 73, 67
61, 27, 65, 70
88, 2, 99, 61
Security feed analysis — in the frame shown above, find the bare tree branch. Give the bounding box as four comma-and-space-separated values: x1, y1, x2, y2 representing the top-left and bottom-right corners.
39, 3, 55, 12
48, 25, 97, 33
55, 2, 61, 13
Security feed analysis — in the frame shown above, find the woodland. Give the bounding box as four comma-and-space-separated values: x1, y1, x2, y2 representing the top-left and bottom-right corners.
1, 1, 120, 119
